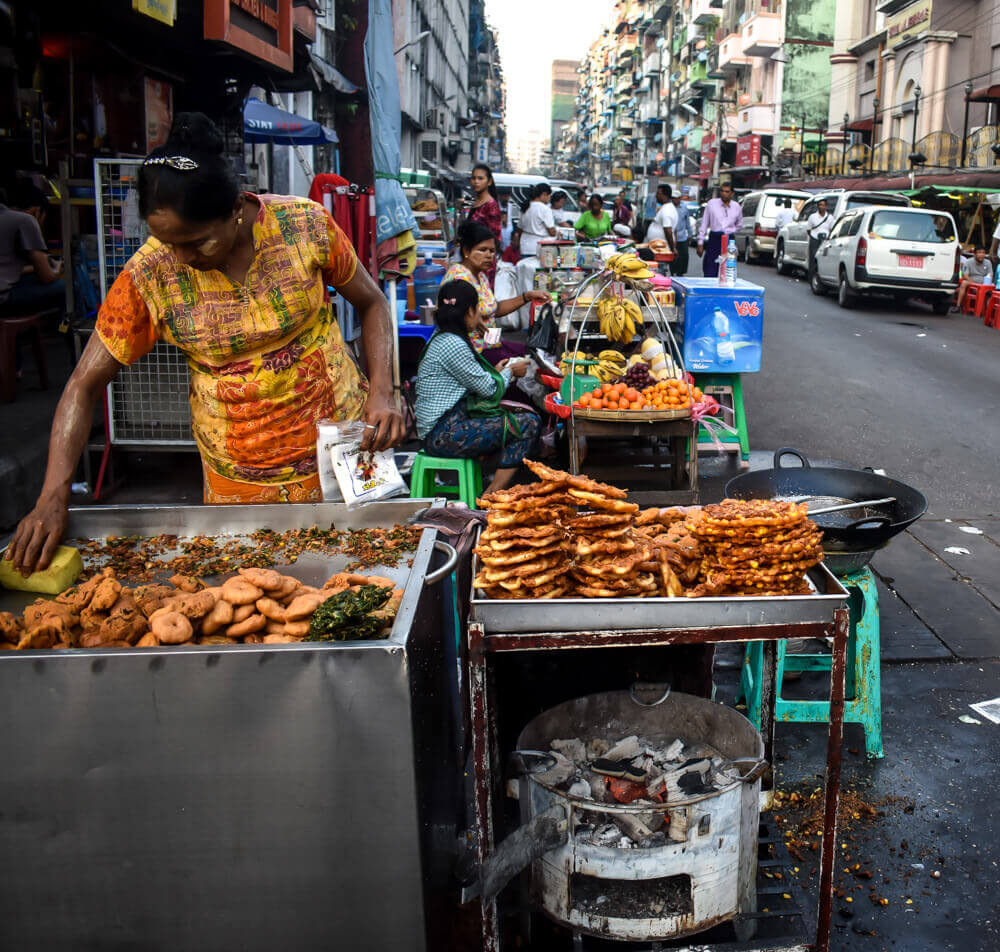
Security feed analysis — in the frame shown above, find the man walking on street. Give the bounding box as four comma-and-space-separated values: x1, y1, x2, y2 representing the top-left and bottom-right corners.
697, 182, 742, 278
807, 198, 833, 275
645, 183, 678, 254
670, 190, 691, 276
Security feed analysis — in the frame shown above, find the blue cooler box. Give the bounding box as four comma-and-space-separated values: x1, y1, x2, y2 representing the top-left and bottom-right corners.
673, 277, 765, 374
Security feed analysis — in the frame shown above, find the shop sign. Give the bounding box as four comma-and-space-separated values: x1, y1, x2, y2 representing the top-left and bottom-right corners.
476, 137, 489, 163
699, 133, 715, 177
886, 0, 932, 50
204, 0, 293, 72
735, 134, 761, 167
132, 0, 176, 26
144, 77, 173, 151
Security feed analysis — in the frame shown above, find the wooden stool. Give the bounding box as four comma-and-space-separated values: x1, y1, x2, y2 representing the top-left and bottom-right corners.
408, 452, 483, 509
0, 312, 49, 402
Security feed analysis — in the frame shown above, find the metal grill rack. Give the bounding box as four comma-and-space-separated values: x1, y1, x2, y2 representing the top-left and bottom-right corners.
94, 158, 195, 448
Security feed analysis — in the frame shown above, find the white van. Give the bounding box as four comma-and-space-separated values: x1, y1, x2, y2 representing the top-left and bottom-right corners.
735, 188, 812, 263
810, 206, 960, 312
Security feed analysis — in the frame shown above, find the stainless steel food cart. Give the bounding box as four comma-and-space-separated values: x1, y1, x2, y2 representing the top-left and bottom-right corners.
0, 501, 455, 952
466, 567, 851, 952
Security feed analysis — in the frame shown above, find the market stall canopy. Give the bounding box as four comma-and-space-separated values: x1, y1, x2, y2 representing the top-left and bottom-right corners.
900, 184, 994, 199
243, 97, 338, 145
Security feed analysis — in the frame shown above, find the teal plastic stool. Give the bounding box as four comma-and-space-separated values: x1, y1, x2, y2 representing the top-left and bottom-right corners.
694, 373, 750, 461
736, 567, 883, 759
409, 452, 483, 509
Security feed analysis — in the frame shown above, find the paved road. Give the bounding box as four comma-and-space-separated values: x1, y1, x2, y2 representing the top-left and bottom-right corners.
735, 259, 1000, 517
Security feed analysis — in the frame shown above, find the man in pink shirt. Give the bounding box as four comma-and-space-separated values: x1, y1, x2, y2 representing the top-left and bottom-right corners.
697, 182, 743, 278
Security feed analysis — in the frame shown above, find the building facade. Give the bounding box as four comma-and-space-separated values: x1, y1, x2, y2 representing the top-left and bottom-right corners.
827, 0, 1000, 175
551, 59, 581, 153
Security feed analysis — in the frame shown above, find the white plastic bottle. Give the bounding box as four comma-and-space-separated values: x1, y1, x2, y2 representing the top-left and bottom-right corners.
713, 307, 736, 365
724, 243, 738, 287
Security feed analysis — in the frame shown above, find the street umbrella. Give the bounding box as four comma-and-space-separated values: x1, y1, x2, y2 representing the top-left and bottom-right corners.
243, 97, 338, 146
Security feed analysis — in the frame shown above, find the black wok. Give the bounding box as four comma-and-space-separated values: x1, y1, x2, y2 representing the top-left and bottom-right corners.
724, 447, 926, 549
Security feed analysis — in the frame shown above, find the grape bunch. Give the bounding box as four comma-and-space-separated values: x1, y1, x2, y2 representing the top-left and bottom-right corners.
621, 361, 654, 389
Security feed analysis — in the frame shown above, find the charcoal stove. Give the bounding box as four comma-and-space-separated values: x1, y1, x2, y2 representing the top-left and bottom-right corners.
486, 688, 765, 944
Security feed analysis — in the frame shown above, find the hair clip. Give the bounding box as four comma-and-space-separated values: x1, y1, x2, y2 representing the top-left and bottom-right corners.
441, 297, 457, 305
143, 155, 200, 171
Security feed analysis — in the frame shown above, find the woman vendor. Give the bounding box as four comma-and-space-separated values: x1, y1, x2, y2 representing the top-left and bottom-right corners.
444, 221, 548, 360
6, 113, 404, 576
416, 280, 539, 494
574, 194, 612, 241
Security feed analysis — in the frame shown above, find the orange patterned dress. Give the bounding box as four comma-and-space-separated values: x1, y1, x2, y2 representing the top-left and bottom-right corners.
96, 193, 368, 503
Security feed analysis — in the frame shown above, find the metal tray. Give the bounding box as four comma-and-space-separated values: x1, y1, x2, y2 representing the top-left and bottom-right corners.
470, 561, 848, 634
1, 500, 449, 648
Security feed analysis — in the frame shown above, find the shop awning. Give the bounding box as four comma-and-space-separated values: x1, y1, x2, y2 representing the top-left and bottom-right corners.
243, 97, 338, 145
846, 118, 874, 132
899, 184, 995, 197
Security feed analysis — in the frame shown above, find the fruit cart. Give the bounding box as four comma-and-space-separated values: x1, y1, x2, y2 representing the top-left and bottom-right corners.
553, 254, 701, 503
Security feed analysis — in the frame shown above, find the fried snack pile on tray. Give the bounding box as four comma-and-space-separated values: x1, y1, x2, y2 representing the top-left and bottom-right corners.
684, 499, 824, 597
473, 475, 574, 600
0, 568, 403, 651
473, 467, 825, 601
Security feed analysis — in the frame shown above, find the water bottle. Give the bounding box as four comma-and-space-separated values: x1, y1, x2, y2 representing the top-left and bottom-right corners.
413, 254, 446, 307
713, 307, 736, 365
724, 243, 738, 287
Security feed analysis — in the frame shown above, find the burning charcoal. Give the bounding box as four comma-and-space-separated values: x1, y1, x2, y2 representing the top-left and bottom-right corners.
551, 738, 587, 764
639, 832, 667, 849
588, 776, 610, 802
594, 824, 621, 847
647, 773, 667, 800
533, 751, 574, 787
637, 811, 665, 833
567, 780, 591, 799
664, 738, 684, 761
618, 837, 633, 850
613, 813, 654, 843
605, 735, 641, 762
592, 758, 647, 782
585, 738, 610, 760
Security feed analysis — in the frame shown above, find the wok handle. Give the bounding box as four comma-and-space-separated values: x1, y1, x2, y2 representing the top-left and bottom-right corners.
773, 447, 810, 470
424, 540, 458, 585
630, 681, 672, 706
844, 516, 891, 531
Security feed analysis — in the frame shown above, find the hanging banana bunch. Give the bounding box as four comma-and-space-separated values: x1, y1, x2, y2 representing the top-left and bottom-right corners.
597, 296, 644, 344
605, 251, 655, 283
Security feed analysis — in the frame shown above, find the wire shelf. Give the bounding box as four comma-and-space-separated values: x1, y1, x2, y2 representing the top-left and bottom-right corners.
95, 158, 195, 448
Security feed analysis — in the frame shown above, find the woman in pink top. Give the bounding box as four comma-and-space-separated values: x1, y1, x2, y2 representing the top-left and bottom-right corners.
466, 164, 502, 286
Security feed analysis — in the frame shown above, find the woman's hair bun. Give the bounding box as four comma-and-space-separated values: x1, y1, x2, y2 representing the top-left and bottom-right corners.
166, 112, 225, 157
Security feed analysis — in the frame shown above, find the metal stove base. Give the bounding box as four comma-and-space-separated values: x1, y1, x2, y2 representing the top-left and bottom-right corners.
508, 820, 812, 951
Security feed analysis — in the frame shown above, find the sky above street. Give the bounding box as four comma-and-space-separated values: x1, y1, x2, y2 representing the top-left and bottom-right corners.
485, 0, 615, 142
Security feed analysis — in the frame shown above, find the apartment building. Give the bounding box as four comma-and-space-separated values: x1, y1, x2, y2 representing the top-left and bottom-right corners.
551, 59, 581, 154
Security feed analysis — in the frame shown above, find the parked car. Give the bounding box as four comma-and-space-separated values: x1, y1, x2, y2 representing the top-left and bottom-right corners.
810, 206, 960, 313
735, 188, 811, 263
775, 190, 912, 275
491, 174, 585, 224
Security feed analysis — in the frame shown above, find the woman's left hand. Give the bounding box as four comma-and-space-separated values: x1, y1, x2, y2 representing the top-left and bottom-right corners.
362, 391, 407, 451
524, 290, 550, 305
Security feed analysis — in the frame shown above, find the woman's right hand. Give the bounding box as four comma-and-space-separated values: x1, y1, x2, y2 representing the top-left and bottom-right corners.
508, 359, 528, 378
4, 491, 69, 577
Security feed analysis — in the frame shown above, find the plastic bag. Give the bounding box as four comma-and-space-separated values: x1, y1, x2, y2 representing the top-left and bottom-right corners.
316, 420, 407, 508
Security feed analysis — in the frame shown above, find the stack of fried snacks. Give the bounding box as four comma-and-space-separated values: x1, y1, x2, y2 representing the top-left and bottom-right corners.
683, 499, 823, 597
634, 508, 703, 589
473, 478, 574, 599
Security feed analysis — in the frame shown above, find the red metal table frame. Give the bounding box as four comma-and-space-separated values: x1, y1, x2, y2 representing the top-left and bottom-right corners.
467, 609, 850, 952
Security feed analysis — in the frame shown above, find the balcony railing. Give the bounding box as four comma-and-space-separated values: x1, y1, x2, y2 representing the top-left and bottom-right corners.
718, 32, 750, 71
691, 0, 717, 25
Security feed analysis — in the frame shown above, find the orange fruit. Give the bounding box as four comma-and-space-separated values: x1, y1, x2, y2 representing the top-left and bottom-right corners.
618, 398, 630, 410
629, 400, 642, 410
624, 388, 639, 402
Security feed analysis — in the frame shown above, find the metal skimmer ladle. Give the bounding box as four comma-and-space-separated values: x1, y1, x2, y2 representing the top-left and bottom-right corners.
806, 496, 897, 517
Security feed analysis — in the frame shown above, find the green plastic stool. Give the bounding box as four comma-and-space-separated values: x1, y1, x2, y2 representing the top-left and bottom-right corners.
694, 373, 750, 461
736, 567, 883, 759
409, 452, 483, 509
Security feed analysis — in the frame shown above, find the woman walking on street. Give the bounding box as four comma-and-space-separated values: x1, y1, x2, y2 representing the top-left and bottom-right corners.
518, 183, 557, 258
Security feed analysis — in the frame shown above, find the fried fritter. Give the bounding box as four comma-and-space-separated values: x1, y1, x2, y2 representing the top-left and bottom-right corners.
567, 489, 639, 514
480, 492, 577, 512
573, 536, 637, 557
565, 512, 633, 529
478, 480, 568, 506
486, 507, 573, 528
475, 542, 567, 566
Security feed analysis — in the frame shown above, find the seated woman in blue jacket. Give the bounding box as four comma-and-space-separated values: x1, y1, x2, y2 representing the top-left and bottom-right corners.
415, 280, 540, 494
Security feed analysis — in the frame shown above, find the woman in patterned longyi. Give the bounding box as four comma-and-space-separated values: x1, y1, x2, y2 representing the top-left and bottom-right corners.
6, 112, 405, 576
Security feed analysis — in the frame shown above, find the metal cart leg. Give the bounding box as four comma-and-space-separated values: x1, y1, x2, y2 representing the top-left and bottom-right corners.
468, 622, 500, 952
815, 607, 849, 952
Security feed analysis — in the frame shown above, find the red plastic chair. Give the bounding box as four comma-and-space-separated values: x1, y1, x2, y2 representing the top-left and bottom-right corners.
962, 282, 993, 318
985, 293, 1000, 329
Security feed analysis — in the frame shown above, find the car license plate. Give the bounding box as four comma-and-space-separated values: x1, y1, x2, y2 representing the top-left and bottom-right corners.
898, 254, 924, 269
